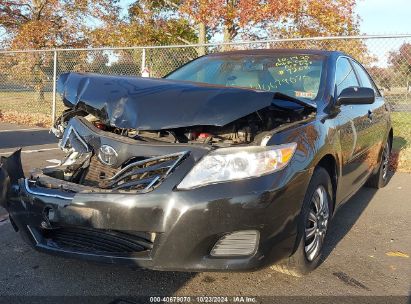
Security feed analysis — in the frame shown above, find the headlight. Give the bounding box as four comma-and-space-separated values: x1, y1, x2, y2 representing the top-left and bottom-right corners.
177, 143, 297, 190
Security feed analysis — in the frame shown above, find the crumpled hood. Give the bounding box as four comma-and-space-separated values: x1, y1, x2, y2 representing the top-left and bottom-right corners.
57, 72, 277, 130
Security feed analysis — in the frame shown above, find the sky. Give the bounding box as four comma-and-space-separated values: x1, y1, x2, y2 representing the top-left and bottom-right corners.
356, 0, 411, 66
356, 0, 411, 34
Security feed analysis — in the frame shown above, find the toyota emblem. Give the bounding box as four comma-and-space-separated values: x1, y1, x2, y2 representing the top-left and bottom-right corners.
98, 145, 118, 166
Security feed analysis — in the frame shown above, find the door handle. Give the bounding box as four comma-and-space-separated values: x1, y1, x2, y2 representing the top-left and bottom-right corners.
368, 110, 373, 121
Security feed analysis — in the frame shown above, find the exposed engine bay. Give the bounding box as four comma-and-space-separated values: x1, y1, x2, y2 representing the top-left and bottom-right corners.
54, 104, 313, 146
35, 72, 316, 193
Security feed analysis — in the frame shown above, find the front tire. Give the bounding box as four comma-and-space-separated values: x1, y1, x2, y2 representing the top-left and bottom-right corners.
271, 167, 333, 277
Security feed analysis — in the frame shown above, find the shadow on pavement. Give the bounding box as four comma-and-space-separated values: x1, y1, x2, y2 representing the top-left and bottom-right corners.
322, 171, 395, 261
322, 186, 377, 261
0, 129, 56, 150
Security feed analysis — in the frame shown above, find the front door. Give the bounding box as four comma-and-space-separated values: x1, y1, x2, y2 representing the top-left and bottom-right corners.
335, 57, 374, 200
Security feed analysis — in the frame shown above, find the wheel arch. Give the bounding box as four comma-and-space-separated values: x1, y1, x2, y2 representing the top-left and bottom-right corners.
388, 128, 393, 151
314, 154, 338, 213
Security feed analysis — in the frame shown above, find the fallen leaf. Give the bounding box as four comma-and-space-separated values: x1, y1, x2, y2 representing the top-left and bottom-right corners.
386, 251, 409, 258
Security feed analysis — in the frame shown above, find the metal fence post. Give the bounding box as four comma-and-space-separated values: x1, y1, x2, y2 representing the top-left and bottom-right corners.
51, 49, 58, 126
141, 48, 146, 75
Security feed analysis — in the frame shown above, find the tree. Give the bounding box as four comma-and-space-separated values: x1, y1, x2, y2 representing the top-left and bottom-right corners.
180, 0, 369, 61
178, 0, 368, 60
180, 0, 360, 43
368, 66, 394, 91
275, 0, 360, 38
0, 0, 121, 102
91, 0, 199, 76
389, 43, 411, 88
116, 0, 369, 73
91, 0, 197, 47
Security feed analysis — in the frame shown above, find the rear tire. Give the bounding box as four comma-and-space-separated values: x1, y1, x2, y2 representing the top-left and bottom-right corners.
366, 140, 391, 189
271, 167, 333, 277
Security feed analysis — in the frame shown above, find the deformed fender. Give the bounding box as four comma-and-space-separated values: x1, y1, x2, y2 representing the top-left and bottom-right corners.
0, 149, 25, 208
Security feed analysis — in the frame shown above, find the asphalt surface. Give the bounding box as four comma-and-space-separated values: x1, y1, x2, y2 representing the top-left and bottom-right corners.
0, 122, 410, 300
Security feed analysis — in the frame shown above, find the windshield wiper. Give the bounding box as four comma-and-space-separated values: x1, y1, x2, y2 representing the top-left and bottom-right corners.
272, 92, 317, 109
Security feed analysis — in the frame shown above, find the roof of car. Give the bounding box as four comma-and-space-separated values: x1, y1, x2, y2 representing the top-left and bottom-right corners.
207, 48, 345, 57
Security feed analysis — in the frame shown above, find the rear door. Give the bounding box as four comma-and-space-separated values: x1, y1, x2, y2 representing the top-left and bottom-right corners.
335, 57, 373, 200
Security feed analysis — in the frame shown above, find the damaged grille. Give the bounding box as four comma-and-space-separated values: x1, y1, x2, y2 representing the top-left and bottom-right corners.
43, 228, 153, 255
83, 151, 189, 192
59, 125, 89, 153
44, 118, 190, 193
83, 156, 118, 187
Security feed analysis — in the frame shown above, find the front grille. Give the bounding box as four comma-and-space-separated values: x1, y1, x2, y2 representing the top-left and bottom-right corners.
43, 227, 153, 255
83, 151, 188, 192
83, 156, 118, 187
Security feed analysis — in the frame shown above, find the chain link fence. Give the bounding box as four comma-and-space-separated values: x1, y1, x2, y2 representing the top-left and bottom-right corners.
0, 35, 411, 169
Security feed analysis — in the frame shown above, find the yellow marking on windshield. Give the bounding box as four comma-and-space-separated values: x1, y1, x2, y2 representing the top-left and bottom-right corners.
250, 75, 309, 91
275, 55, 313, 75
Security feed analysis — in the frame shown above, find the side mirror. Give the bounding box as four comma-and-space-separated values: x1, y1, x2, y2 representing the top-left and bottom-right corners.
337, 87, 375, 105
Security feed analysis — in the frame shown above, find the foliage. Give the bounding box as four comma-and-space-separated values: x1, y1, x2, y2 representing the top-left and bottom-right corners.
179, 0, 369, 62
389, 43, 411, 86
91, 0, 197, 47
0, 0, 121, 101
0, 0, 121, 49
366, 43, 411, 92
0, 0, 371, 97
180, 0, 361, 41
91, 1, 199, 77
368, 66, 394, 91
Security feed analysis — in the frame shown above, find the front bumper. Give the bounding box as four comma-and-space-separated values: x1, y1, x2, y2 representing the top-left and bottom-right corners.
0, 123, 312, 272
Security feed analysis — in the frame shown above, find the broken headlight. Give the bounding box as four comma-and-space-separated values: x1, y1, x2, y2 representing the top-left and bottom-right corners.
177, 143, 297, 189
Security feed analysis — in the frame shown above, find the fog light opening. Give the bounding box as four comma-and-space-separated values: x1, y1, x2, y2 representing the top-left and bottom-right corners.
210, 230, 260, 257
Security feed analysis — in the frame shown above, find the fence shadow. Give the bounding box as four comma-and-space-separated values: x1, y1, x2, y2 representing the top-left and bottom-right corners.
320, 170, 397, 262
0, 129, 56, 150
390, 136, 408, 172
320, 140, 401, 262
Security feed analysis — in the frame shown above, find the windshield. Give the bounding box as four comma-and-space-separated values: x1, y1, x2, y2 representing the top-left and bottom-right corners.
166, 54, 325, 100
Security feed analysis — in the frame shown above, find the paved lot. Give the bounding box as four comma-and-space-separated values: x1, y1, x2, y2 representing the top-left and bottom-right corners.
0, 122, 410, 300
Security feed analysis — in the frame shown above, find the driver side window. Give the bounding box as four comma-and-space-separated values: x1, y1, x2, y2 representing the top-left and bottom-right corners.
335, 58, 359, 96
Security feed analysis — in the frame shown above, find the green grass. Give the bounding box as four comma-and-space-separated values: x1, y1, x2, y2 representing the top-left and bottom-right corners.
392, 112, 411, 148
390, 112, 411, 172
382, 87, 411, 105
0, 91, 62, 115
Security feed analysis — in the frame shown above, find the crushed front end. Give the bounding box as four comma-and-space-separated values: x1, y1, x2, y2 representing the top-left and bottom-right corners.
0, 73, 315, 271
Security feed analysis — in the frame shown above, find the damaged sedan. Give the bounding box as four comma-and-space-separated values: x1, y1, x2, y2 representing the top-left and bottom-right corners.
0, 49, 392, 275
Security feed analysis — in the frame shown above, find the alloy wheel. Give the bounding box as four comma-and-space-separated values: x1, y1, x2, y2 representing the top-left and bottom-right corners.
304, 185, 329, 262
